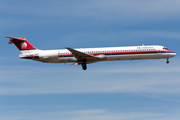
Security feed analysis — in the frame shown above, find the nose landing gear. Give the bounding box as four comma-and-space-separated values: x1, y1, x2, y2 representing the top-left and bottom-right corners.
166, 59, 169, 64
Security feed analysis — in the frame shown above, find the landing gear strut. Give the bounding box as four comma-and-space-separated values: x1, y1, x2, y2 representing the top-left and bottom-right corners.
82, 63, 87, 70
166, 59, 169, 64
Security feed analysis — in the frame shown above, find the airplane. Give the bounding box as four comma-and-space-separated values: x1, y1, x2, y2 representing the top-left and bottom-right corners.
5, 36, 176, 70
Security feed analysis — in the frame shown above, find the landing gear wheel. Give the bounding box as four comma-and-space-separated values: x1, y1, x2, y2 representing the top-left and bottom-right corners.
82, 63, 87, 70
166, 59, 169, 64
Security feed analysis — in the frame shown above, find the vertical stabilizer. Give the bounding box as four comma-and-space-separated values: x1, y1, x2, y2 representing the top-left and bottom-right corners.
5, 36, 36, 51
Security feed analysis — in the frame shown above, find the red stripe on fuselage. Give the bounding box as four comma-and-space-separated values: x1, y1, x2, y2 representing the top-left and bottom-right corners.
59, 50, 175, 57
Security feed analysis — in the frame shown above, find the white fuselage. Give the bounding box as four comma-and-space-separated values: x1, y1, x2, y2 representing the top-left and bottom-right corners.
19, 45, 176, 64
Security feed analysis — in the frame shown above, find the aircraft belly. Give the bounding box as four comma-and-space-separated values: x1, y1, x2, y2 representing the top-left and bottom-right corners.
34, 57, 72, 63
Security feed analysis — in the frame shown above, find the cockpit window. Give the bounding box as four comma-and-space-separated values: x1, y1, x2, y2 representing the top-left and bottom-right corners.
163, 47, 169, 50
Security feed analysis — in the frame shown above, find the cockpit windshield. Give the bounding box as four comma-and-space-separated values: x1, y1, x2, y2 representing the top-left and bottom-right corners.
163, 47, 169, 50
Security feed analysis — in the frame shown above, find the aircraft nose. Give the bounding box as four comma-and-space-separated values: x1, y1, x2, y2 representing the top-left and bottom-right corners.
170, 51, 176, 57
173, 52, 176, 56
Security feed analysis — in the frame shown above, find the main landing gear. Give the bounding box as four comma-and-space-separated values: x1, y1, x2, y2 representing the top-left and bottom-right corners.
166, 58, 169, 64
82, 63, 87, 70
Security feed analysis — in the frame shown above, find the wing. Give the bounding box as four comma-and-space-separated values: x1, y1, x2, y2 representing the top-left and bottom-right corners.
65, 47, 100, 63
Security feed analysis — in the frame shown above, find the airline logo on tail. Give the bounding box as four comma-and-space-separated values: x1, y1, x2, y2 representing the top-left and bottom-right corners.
21, 42, 27, 49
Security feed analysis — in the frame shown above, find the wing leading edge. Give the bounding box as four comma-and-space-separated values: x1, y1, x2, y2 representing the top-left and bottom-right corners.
65, 47, 100, 64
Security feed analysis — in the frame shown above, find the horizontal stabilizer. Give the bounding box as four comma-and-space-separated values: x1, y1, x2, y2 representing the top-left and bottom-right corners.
5, 36, 26, 41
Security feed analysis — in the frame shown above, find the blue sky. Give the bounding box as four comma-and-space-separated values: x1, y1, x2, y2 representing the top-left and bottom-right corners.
1, 0, 180, 120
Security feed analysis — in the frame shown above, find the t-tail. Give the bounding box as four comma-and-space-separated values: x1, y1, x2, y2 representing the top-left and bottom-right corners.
5, 36, 40, 59
5, 36, 41, 57
5, 36, 36, 51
